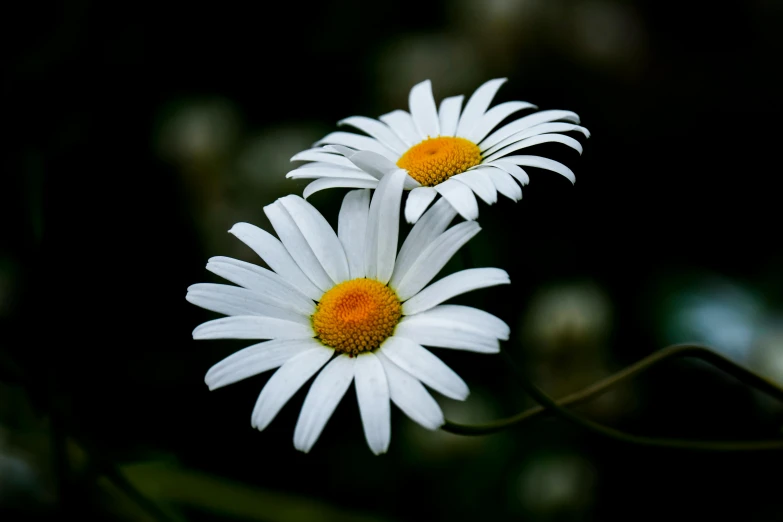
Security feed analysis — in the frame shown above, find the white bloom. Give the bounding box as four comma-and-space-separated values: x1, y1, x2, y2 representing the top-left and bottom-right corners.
188, 170, 510, 454
287, 78, 589, 223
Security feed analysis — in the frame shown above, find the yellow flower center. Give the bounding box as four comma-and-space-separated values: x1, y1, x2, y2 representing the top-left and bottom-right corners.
313, 278, 402, 356
396, 136, 482, 186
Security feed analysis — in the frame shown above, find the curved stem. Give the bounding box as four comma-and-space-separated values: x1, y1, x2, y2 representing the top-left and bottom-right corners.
443, 344, 783, 451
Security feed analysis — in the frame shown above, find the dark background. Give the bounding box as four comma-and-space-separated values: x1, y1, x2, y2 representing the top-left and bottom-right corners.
3, 0, 783, 520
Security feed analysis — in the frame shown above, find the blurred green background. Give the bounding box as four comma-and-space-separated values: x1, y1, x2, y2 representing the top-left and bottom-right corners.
3, 0, 783, 520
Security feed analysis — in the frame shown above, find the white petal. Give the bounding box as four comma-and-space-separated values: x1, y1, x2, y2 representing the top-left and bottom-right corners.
354, 353, 391, 455
452, 171, 497, 205
395, 316, 500, 353
406, 304, 510, 340
338, 189, 370, 279
393, 221, 481, 301
438, 95, 464, 137
465, 101, 537, 144
345, 150, 400, 180
192, 316, 314, 340
481, 122, 590, 156
481, 160, 530, 185
228, 223, 322, 301
404, 186, 438, 224
482, 133, 584, 163
393, 198, 457, 285
482, 167, 523, 201
264, 201, 336, 291
205, 338, 322, 390
315, 132, 398, 162
279, 195, 350, 284
380, 337, 469, 400
303, 178, 379, 199
338, 116, 408, 154
252, 347, 334, 430
205, 257, 318, 316
293, 354, 355, 453
408, 79, 440, 139
401, 267, 510, 315
500, 155, 576, 184
376, 351, 444, 430
363, 169, 407, 284
290, 149, 357, 168
287, 166, 376, 181
433, 179, 479, 221
403, 175, 422, 190
297, 161, 338, 169
455, 78, 507, 138
186, 283, 311, 325
479, 110, 581, 152
379, 110, 420, 147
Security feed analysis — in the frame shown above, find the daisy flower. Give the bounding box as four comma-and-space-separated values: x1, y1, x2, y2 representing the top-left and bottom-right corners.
187, 170, 510, 454
286, 78, 589, 223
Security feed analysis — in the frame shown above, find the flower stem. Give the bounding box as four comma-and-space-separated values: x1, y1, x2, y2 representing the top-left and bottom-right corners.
443, 344, 783, 451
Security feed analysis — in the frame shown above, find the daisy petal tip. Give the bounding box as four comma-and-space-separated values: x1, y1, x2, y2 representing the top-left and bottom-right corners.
403, 204, 423, 225
424, 413, 446, 431
412, 78, 432, 89
252, 416, 271, 432
370, 444, 389, 456
293, 439, 314, 454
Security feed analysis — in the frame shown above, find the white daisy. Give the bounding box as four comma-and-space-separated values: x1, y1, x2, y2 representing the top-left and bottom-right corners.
286, 78, 589, 223
187, 170, 510, 454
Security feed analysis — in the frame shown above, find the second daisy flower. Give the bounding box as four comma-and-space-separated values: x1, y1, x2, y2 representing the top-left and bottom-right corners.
287, 78, 589, 223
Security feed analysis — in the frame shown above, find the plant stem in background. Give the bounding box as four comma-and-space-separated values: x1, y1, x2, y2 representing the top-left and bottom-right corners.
443, 344, 783, 451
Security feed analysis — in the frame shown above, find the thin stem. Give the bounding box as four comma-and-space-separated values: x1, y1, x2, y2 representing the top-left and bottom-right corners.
443, 344, 783, 451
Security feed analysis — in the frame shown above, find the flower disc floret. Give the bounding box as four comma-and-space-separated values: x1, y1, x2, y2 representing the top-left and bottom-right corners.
397, 136, 482, 186
313, 278, 401, 355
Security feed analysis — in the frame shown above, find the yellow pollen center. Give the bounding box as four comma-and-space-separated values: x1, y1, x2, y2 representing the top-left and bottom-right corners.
312, 278, 402, 355
396, 136, 482, 186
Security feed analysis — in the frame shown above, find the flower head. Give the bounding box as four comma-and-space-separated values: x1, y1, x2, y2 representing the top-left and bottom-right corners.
188, 171, 510, 454
287, 78, 589, 223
